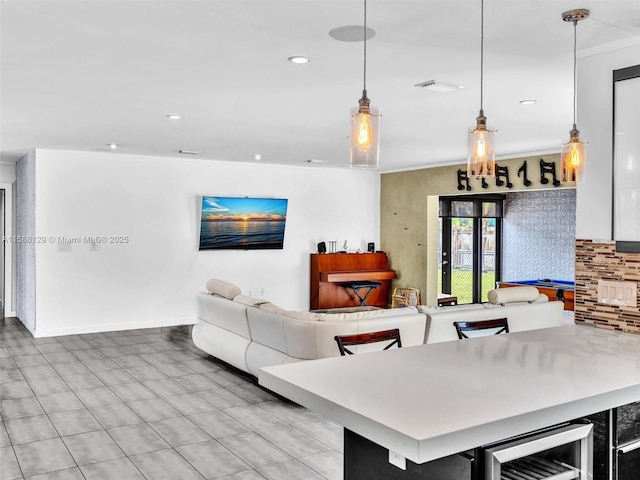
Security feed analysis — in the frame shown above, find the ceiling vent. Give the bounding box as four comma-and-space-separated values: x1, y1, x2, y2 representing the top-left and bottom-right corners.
414, 80, 463, 93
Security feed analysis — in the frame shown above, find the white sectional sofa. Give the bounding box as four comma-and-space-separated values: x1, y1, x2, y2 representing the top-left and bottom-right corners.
192, 279, 427, 377
419, 286, 565, 344
192, 279, 565, 378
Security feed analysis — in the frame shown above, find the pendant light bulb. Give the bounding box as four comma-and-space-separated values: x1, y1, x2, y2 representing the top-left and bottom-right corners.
561, 9, 589, 183
356, 114, 373, 149
349, 0, 381, 168
467, 0, 496, 178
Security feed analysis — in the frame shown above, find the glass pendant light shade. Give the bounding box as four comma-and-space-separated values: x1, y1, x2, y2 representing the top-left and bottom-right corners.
467, 0, 496, 178
349, 0, 380, 168
350, 90, 381, 168
467, 110, 496, 177
561, 126, 587, 181
561, 9, 589, 183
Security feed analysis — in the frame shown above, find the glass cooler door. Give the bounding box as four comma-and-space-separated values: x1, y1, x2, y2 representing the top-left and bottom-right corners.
484, 423, 593, 480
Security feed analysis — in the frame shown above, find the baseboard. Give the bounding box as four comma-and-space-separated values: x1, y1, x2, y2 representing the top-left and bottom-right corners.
32, 316, 198, 338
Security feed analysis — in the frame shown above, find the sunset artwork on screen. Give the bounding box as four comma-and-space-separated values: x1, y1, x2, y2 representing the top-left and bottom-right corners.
198, 196, 288, 250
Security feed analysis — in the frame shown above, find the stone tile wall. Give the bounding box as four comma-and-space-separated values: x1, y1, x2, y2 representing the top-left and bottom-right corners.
575, 239, 640, 333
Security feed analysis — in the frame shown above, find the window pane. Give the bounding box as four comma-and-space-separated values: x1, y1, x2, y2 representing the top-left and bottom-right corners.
482, 202, 497, 217
451, 201, 473, 217
451, 218, 474, 304
481, 218, 496, 301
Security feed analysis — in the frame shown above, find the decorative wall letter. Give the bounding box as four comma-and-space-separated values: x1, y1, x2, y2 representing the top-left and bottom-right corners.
495, 165, 513, 188
540, 159, 560, 187
457, 170, 471, 191
517, 161, 532, 187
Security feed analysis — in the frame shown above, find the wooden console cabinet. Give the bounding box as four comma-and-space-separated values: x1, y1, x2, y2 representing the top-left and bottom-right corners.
309, 253, 397, 310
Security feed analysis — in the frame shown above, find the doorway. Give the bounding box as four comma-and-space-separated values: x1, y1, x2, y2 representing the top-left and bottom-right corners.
439, 195, 504, 304
1, 188, 5, 319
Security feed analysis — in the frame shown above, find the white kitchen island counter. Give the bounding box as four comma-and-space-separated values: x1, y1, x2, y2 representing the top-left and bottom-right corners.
259, 324, 640, 465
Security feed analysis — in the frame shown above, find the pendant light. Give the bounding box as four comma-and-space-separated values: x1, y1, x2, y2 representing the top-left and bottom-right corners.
349, 0, 381, 168
467, 0, 495, 178
561, 9, 589, 182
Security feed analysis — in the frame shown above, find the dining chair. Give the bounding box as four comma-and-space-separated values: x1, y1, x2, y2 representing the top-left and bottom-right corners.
334, 328, 402, 356
453, 318, 509, 339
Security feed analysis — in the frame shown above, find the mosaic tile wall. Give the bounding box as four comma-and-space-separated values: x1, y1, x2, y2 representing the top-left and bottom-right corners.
503, 189, 576, 281
575, 239, 640, 333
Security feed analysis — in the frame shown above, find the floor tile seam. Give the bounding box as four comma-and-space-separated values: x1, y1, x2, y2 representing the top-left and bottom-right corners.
160, 435, 253, 478
221, 405, 294, 433
59, 421, 130, 469
255, 457, 333, 480
11, 427, 84, 478
216, 430, 296, 471
144, 411, 216, 448
297, 451, 343, 480
127, 446, 208, 480
4, 441, 28, 479
250, 424, 336, 458
72, 438, 149, 480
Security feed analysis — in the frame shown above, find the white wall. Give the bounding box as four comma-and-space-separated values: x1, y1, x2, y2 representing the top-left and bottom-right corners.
30, 149, 380, 337
1, 161, 17, 316
576, 44, 640, 240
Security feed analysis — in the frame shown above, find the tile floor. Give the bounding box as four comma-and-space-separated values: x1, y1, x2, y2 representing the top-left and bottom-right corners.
0, 318, 343, 480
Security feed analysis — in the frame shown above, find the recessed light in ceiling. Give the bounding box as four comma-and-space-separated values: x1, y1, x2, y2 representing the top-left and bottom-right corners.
414, 80, 463, 93
178, 149, 199, 155
288, 56, 310, 64
107, 143, 118, 150
254, 154, 262, 160
166, 114, 181, 119
329, 25, 376, 42
519, 99, 537, 105
305, 159, 328, 164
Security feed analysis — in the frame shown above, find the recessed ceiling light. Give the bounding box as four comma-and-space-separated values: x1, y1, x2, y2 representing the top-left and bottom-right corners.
254, 154, 262, 160
178, 149, 199, 155
288, 56, 310, 64
519, 99, 537, 105
305, 159, 328, 164
166, 114, 181, 119
107, 143, 118, 150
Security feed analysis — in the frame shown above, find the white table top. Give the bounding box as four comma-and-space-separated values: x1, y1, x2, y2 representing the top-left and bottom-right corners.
259, 325, 640, 464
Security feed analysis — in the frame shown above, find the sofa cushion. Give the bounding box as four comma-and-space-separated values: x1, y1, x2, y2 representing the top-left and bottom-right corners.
487, 286, 539, 304
283, 310, 321, 321
234, 294, 269, 307
206, 279, 241, 299
317, 306, 419, 321
418, 303, 485, 314
259, 302, 289, 314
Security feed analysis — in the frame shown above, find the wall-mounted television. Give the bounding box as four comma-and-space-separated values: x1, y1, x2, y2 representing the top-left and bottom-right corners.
199, 196, 288, 250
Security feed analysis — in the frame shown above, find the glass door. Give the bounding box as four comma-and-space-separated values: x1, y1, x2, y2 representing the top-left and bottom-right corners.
440, 196, 503, 304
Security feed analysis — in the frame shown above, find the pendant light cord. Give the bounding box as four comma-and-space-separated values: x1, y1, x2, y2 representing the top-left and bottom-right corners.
572, 19, 577, 127
363, 0, 367, 92
479, 0, 484, 112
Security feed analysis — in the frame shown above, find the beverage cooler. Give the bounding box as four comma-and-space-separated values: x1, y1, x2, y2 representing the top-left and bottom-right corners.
481, 423, 593, 480
421, 421, 593, 480
613, 402, 640, 480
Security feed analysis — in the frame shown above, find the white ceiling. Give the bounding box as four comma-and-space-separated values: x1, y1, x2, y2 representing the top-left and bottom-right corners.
2, 0, 640, 172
